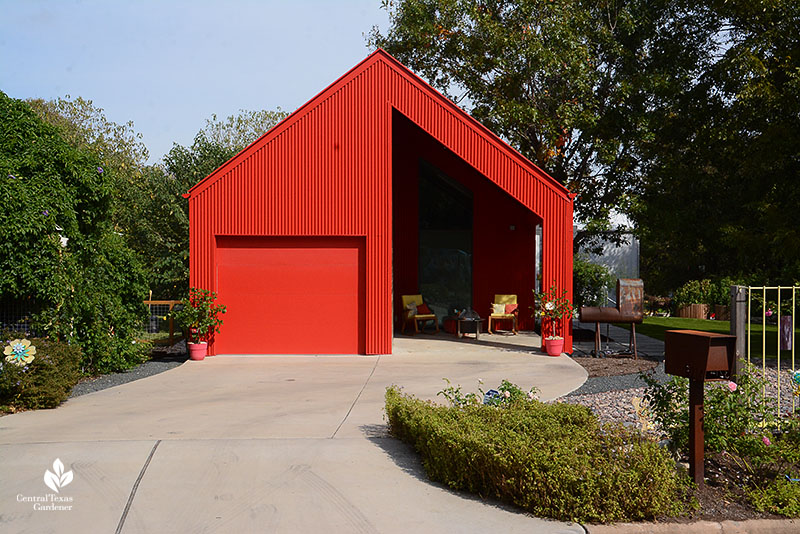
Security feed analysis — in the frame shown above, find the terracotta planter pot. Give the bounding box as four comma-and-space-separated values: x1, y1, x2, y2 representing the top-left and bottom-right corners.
188, 342, 208, 361
677, 304, 709, 319
545, 338, 564, 356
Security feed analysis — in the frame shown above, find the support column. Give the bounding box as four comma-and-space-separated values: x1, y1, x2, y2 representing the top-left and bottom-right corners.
730, 285, 748, 378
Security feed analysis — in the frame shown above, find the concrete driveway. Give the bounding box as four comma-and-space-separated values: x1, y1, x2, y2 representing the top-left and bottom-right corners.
0, 335, 587, 534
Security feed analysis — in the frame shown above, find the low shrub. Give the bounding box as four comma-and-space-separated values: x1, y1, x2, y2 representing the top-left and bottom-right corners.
748, 478, 800, 517
0, 333, 81, 411
672, 277, 744, 310
642, 365, 777, 456
385, 385, 687, 523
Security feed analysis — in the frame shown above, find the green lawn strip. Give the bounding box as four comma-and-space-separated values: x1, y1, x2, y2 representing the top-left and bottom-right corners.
617, 317, 798, 361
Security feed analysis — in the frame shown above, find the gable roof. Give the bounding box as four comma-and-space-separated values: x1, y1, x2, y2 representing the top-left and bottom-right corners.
186, 49, 570, 203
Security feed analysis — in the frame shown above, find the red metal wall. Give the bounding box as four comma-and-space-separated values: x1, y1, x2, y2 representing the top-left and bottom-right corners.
187, 50, 573, 354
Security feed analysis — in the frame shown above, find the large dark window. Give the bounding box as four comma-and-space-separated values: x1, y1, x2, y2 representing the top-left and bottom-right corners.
418, 160, 473, 320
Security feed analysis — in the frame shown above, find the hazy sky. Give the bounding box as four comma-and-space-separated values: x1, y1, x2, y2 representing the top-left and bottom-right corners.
1, 0, 390, 163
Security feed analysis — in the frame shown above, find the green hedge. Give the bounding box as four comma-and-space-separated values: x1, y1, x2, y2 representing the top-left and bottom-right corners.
0, 334, 81, 410
385, 386, 687, 523
672, 277, 744, 309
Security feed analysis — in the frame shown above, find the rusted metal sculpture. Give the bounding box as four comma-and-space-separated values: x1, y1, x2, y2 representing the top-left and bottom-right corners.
579, 279, 644, 359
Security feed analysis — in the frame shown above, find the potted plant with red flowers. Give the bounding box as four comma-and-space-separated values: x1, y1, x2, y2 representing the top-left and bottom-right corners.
172, 288, 226, 360
532, 282, 573, 356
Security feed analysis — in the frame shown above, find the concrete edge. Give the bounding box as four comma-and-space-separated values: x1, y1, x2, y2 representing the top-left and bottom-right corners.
583, 518, 797, 534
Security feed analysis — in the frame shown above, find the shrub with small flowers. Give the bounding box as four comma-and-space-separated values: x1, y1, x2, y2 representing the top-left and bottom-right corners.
172, 287, 226, 343
1, 92, 149, 374
643, 363, 800, 517
437, 378, 538, 408
532, 281, 573, 338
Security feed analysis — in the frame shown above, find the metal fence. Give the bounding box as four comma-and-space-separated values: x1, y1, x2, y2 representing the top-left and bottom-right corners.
0, 296, 39, 335
735, 286, 798, 418
143, 300, 182, 345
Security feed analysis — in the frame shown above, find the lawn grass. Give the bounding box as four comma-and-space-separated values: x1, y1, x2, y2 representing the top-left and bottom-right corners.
628, 316, 731, 341
136, 332, 174, 345
621, 316, 798, 362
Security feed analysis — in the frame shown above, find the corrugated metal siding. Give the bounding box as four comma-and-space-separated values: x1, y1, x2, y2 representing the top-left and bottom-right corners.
188, 50, 572, 354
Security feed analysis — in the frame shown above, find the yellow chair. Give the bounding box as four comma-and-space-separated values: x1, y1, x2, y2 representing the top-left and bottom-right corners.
488, 294, 518, 334
400, 294, 439, 334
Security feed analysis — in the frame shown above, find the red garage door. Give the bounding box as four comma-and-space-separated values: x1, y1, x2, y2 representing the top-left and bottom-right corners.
214, 236, 365, 354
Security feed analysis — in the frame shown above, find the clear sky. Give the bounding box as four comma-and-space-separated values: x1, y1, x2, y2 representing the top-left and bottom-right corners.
1, 0, 390, 163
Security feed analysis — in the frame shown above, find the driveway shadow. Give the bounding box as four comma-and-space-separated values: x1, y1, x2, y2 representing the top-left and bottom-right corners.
393, 331, 540, 354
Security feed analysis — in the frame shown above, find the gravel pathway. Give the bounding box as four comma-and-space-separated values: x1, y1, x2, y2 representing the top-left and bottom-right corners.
561, 323, 799, 429
566, 361, 670, 396
70, 342, 188, 398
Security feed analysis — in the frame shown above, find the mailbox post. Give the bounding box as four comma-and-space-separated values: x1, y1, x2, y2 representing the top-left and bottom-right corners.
664, 330, 736, 486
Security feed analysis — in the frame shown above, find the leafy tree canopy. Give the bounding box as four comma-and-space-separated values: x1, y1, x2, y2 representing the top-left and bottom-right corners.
164, 108, 289, 192
632, 0, 800, 292
28, 97, 288, 298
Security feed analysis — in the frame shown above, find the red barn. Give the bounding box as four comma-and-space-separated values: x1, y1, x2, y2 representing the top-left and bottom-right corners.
186, 50, 573, 355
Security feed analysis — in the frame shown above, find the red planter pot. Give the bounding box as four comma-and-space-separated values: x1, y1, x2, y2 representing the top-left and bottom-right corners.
188, 342, 208, 361
545, 338, 564, 357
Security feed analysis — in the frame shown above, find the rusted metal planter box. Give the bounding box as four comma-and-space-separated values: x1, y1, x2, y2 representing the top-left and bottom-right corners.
677, 304, 710, 319
664, 330, 735, 380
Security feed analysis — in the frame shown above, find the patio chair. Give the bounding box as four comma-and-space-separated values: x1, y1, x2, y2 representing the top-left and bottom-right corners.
488, 294, 518, 334
400, 294, 439, 334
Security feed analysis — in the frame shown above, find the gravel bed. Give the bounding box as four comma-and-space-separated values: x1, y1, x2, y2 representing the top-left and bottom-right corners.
70, 342, 188, 398
560, 386, 650, 428
566, 361, 670, 396
558, 364, 800, 430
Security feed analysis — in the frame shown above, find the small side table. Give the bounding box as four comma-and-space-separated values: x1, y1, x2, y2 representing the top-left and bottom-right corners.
457, 318, 485, 340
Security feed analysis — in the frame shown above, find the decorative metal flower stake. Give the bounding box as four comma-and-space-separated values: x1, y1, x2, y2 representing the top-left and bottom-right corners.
4, 338, 36, 366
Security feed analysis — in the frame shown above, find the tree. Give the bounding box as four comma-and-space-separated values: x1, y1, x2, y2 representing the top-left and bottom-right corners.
632, 0, 800, 292
0, 92, 148, 373
26, 96, 176, 295
29, 98, 288, 297
369, 0, 720, 242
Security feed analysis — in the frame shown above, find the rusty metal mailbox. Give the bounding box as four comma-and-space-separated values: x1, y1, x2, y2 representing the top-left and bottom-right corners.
664, 329, 737, 486
664, 330, 736, 381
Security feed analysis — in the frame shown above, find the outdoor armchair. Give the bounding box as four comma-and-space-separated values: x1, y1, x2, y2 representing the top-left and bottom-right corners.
488, 294, 518, 334
400, 294, 439, 334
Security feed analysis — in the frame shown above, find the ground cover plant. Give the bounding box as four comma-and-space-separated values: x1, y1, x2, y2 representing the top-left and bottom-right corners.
385, 380, 688, 523
642, 366, 800, 517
